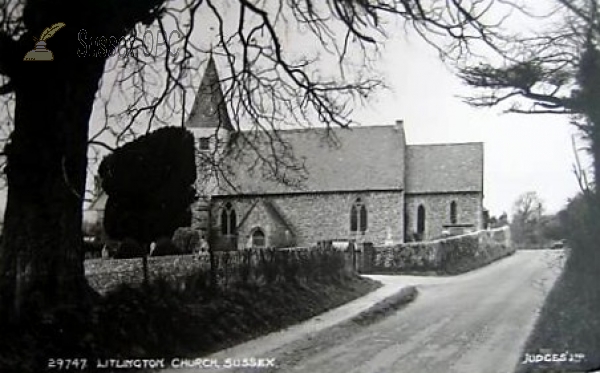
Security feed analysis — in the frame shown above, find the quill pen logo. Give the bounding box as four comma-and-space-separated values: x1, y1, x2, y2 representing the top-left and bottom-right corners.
23, 22, 66, 61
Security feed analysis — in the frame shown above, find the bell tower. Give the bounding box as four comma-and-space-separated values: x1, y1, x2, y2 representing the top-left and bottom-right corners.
187, 56, 234, 154
186, 56, 234, 232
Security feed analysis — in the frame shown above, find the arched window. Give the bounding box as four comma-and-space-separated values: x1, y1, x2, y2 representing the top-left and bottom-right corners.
251, 228, 266, 248
417, 204, 426, 236
350, 198, 368, 233
220, 202, 237, 236
450, 201, 458, 224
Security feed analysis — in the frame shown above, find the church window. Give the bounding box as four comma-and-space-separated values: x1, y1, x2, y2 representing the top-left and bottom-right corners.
220, 202, 237, 236
450, 201, 458, 224
251, 228, 266, 248
350, 198, 368, 233
417, 204, 426, 236
199, 137, 210, 151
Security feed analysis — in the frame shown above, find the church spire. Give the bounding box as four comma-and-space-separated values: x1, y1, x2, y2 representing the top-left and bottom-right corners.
187, 55, 234, 131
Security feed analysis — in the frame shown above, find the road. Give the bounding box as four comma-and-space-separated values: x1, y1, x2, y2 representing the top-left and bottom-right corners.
168, 250, 566, 373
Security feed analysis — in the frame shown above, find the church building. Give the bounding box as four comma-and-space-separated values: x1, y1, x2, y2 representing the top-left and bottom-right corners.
186, 58, 485, 250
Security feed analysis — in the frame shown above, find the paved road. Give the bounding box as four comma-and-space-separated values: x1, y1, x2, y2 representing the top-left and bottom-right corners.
166, 250, 566, 373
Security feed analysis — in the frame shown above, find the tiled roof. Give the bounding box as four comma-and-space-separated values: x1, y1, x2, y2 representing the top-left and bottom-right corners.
217, 125, 406, 195
405, 143, 483, 193
187, 57, 234, 131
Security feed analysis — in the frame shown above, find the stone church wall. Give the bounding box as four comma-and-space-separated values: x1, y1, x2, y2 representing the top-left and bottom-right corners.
211, 191, 405, 249
405, 193, 482, 241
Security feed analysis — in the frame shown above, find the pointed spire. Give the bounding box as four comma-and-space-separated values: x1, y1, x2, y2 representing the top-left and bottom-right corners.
199, 56, 219, 97
187, 56, 234, 131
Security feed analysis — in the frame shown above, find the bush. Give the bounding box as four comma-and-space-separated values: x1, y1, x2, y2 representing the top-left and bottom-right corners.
102, 240, 121, 258
82, 238, 103, 259
172, 227, 200, 254
114, 238, 147, 259
151, 237, 181, 256
99, 127, 197, 246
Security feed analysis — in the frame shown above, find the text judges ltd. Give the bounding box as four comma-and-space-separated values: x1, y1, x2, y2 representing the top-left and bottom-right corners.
94, 357, 277, 369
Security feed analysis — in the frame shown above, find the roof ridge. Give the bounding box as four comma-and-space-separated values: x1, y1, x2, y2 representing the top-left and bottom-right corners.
237, 124, 397, 135
408, 142, 483, 147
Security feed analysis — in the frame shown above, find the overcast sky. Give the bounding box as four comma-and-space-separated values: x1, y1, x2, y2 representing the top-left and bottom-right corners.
0, 0, 587, 220
352, 32, 587, 216
90, 0, 592, 217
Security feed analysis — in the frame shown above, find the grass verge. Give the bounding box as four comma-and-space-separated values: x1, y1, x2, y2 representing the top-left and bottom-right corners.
0, 273, 380, 373
515, 253, 600, 373
350, 286, 418, 326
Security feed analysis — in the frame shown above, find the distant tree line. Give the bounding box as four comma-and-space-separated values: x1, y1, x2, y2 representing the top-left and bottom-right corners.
507, 190, 595, 250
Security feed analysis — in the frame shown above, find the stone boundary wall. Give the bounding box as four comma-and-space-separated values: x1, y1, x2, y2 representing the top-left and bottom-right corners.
85, 255, 205, 294
365, 227, 513, 275
85, 248, 355, 294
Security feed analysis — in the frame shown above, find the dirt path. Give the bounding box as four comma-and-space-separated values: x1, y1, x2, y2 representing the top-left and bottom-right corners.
162, 250, 565, 373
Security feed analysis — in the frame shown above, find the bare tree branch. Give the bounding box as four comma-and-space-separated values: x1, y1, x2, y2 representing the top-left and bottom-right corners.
0, 0, 516, 199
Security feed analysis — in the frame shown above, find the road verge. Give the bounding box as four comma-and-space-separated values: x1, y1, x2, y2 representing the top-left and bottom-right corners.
349, 286, 418, 326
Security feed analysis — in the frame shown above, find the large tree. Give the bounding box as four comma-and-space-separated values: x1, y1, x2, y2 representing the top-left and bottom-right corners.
459, 0, 600, 185
0, 0, 506, 322
0, 1, 165, 323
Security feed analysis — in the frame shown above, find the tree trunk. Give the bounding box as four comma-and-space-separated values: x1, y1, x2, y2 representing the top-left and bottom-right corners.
591, 128, 600, 195
0, 59, 106, 323
0, 0, 168, 326
589, 123, 600, 242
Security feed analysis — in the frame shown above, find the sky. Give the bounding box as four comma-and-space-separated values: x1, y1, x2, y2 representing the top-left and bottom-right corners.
0, 0, 588, 219
351, 34, 587, 216
211, 0, 588, 217
249, 0, 589, 217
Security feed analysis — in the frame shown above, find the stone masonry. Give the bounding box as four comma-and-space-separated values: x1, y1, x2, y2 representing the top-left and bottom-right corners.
405, 193, 483, 241
212, 191, 405, 249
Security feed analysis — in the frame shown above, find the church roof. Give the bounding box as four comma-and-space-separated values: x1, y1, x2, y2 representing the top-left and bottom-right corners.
187, 57, 234, 131
405, 143, 484, 194
217, 124, 407, 195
